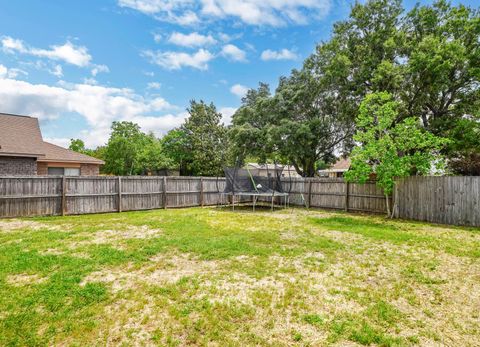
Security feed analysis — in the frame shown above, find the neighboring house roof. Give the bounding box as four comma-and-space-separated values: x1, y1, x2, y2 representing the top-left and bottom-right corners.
319, 157, 351, 173
0, 113, 45, 158
0, 113, 104, 165
38, 142, 104, 165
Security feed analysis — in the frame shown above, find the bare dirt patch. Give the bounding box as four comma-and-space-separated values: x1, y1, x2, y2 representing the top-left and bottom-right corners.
6, 273, 47, 286
81, 253, 220, 293
69, 225, 163, 248
0, 220, 71, 233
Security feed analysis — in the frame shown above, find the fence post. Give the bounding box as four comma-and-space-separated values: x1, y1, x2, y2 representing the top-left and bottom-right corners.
200, 177, 204, 207
163, 176, 167, 209
117, 176, 122, 213
61, 176, 66, 216
307, 180, 312, 209
344, 181, 349, 212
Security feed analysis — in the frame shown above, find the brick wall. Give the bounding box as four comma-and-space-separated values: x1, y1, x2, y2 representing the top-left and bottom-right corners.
0, 156, 37, 176
80, 164, 100, 176
37, 162, 48, 175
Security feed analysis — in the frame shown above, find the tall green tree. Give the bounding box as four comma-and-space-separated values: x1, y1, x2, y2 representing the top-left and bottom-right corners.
230, 70, 352, 177
229, 83, 274, 164
161, 129, 191, 175
69, 139, 87, 154
163, 101, 227, 176
102, 122, 147, 175
103, 122, 173, 175
309, 0, 479, 170
345, 92, 448, 217
68, 138, 104, 162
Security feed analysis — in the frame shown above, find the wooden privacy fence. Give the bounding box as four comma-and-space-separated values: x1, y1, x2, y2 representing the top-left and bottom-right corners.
394, 176, 480, 227
0, 176, 226, 218
0, 176, 389, 218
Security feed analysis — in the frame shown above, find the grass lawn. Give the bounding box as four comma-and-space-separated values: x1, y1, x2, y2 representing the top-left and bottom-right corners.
1, 207, 479, 346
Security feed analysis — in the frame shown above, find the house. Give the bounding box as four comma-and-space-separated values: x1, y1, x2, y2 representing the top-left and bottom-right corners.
0, 113, 104, 176
246, 163, 302, 178
318, 157, 351, 178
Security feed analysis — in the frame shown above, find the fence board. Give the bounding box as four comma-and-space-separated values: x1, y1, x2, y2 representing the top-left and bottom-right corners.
395, 176, 480, 227
2, 175, 476, 227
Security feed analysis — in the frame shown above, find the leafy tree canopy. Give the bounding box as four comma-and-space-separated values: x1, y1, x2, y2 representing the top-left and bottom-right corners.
344, 92, 448, 216
102, 121, 172, 175
163, 100, 228, 176
232, 0, 479, 175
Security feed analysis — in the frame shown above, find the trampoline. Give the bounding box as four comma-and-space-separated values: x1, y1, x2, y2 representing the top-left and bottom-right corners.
222, 163, 290, 211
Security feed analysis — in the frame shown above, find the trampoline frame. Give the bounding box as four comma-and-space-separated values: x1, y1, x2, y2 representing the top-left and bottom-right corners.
220, 161, 294, 212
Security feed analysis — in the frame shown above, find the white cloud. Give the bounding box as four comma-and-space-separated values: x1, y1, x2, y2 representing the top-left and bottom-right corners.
91, 64, 109, 76
0, 64, 28, 79
153, 33, 162, 43
83, 77, 98, 85
168, 32, 217, 47
260, 48, 298, 61
230, 84, 248, 98
50, 65, 63, 78
118, 0, 200, 25
30, 42, 92, 67
147, 82, 162, 89
219, 106, 236, 125
1, 36, 26, 52
221, 44, 246, 62
118, 0, 331, 26
0, 77, 179, 147
144, 49, 214, 70
1, 36, 104, 73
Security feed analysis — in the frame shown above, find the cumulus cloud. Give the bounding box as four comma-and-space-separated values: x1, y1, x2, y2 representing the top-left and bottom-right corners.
1, 36, 92, 67
118, 0, 200, 25
221, 44, 246, 62
219, 106, 236, 125
0, 64, 28, 79
0, 77, 181, 147
230, 84, 248, 98
49, 65, 63, 78
168, 32, 217, 47
143, 49, 214, 70
118, 0, 331, 26
91, 64, 110, 76
260, 48, 298, 61
147, 82, 162, 89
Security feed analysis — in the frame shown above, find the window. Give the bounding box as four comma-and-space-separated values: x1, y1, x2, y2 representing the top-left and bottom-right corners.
64, 168, 80, 176
47, 167, 80, 176
48, 167, 64, 175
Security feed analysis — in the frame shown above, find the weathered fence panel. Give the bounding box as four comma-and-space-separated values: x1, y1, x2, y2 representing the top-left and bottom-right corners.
1, 175, 477, 227
0, 176, 390, 218
120, 177, 165, 212
395, 176, 480, 227
0, 176, 62, 217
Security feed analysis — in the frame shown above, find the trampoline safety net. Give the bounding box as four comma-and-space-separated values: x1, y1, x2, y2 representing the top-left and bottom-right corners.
223, 165, 287, 196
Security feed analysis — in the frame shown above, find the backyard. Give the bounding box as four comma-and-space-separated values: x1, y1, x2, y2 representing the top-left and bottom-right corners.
0, 207, 479, 346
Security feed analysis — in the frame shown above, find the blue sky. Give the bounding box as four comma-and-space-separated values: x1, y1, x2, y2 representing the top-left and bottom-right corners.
0, 0, 476, 148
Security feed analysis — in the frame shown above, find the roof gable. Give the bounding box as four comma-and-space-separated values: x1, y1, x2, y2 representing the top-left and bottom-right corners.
0, 113, 103, 165
0, 113, 45, 158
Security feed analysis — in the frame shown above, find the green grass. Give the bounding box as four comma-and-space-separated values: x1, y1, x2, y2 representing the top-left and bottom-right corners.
1, 207, 479, 346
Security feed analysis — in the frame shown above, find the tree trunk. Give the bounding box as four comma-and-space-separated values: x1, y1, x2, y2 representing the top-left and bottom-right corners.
385, 194, 391, 218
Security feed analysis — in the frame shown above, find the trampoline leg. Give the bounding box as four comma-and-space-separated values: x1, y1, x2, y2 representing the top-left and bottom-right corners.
271, 195, 274, 211
232, 195, 235, 211
253, 196, 256, 212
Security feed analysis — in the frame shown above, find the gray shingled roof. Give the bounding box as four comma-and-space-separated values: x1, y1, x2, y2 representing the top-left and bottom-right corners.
0, 113, 45, 158
38, 141, 104, 164
0, 113, 104, 165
